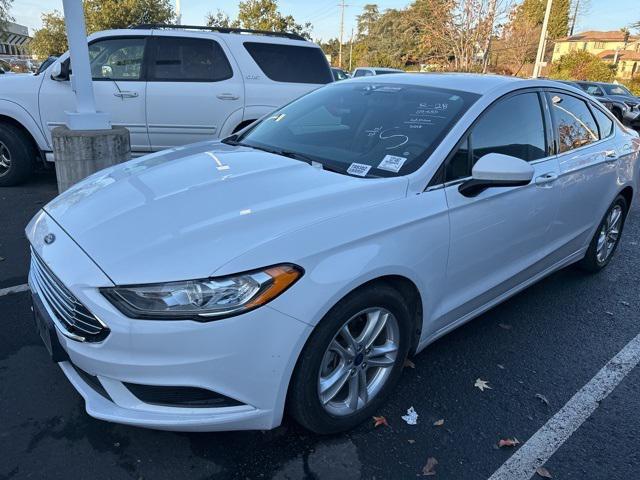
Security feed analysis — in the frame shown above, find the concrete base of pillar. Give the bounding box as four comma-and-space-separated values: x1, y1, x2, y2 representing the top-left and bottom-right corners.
52, 126, 130, 193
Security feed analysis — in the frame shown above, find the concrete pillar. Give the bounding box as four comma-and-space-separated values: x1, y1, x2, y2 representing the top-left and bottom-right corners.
52, 126, 130, 193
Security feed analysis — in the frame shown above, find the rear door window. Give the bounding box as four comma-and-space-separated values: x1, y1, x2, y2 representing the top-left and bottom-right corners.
149, 37, 233, 82
244, 42, 332, 84
592, 106, 614, 138
548, 93, 599, 153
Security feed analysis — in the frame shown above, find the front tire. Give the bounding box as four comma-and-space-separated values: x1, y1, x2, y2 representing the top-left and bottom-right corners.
579, 194, 628, 272
0, 123, 36, 186
288, 284, 412, 434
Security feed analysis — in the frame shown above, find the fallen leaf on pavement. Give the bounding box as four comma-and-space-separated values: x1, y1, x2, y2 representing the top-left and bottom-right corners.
497, 364, 505, 370
373, 416, 389, 428
422, 457, 438, 476
402, 406, 418, 425
474, 378, 492, 391
404, 358, 416, 369
498, 438, 520, 448
605, 311, 614, 316
620, 301, 630, 307
536, 466, 552, 478
498, 323, 512, 330
433, 419, 444, 426
535, 393, 550, 406
0, 257, 5, 262
408, 439, 416, 444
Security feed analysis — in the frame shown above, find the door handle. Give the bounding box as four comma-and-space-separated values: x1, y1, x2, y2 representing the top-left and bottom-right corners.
604, 150, 618, 162
535, 172, 558, 186
216, 93, 239, 100
113, 91, 139, 98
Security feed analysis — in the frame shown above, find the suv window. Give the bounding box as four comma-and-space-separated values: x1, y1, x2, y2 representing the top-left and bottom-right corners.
353, 69, 371, 77
244, 42, 332, 84
89, 37, 145, 80
445, 92, 547, 181
549, 93, 599, 153
592, 106, 614, 138
580, 84, 604, 96
149, 37, 233, 82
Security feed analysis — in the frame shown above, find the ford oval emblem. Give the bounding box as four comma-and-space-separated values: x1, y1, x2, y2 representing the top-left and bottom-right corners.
44, 233, 56, 245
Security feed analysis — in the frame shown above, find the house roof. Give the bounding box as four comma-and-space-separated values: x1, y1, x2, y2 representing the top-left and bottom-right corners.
597, 49, 640, 61
559, 30, 639, 43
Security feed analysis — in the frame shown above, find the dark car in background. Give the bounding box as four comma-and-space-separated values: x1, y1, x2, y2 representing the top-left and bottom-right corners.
331, 67, 349, 81
574, 81, 640, 117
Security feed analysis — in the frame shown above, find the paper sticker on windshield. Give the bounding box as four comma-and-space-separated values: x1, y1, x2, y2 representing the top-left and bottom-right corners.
378, 155, 407, 173
347, 163, 372, 177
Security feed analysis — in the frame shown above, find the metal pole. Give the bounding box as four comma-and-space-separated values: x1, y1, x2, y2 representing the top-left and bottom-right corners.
338, 0, 346, 68
482, 0, 497, 73
533, 0, 553, 78
61, 0, 110, 130
176, 0, 182, 25
569, 0, 579, 36
349, 27, 354, 71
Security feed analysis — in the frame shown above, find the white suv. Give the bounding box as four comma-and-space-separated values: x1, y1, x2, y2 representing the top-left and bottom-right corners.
0, 25, 333, 186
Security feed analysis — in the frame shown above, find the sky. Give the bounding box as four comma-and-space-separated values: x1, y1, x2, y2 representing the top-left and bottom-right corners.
12, 0, 640, 41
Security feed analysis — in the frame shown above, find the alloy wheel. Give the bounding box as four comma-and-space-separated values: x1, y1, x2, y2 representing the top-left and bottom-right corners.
0, 141, 11, 177
596, 205, 623, 264
317, 307, 400, 416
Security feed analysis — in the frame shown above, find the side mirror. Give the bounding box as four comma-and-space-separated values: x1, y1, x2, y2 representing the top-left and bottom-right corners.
459, 153, 534, 197
50, 59, 70, 81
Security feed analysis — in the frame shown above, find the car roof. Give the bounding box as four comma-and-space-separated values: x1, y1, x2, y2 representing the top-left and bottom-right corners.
344, 73, 606, 97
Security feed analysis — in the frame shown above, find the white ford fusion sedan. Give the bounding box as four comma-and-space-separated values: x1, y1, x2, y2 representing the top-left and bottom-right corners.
27, 74, 639, 434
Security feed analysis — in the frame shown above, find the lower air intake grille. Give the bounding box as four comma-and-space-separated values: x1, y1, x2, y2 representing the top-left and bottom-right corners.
123, 383, 244, 408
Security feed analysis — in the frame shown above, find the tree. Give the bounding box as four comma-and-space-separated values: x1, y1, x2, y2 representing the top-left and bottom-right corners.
207, 0, 311, 39
497, 2, 541, 76
518, 0, 570, 39
206, 10, 232, 28
548, 50, 616, 82
29, 0, 175, 58
0, 0, 12, 29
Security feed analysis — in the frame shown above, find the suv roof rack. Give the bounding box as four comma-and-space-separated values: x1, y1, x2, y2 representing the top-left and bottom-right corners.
128, 24, 307, 41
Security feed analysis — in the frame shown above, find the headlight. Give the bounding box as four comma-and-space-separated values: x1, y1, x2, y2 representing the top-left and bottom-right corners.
101, 264, 303, 320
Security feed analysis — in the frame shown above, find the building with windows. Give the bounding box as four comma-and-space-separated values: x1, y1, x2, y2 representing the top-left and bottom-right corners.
0, 21, 31, 57
552, 31, 640, 79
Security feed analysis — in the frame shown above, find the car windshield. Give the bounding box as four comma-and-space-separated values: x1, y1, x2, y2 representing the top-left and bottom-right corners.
602, 84, 632, 96
235, 83, 478, 177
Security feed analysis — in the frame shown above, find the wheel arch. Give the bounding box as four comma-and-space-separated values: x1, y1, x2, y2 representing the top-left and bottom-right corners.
0, 101, 49, 162
619, 185, 633, 209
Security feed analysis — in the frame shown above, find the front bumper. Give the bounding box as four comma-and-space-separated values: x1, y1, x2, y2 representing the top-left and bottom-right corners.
26, 210, 312, 432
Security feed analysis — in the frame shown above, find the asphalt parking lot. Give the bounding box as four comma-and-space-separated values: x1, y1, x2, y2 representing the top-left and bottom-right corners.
1, 171, 639, 480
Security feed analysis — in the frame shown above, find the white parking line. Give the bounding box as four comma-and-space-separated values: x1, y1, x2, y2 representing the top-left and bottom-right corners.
0, 283, 30, 297
488, 332, 640, 480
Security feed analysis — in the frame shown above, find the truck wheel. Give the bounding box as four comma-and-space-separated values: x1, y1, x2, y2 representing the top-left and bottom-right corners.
0, 123, 36, 186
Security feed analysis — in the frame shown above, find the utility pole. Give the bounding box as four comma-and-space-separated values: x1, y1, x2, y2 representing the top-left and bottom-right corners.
176, 0, 182, 25
338, 0, 347, 68
532, 0, 553, 78
349, 27, 354, 72
569, 0, 579, 36
482, 0, 498, 73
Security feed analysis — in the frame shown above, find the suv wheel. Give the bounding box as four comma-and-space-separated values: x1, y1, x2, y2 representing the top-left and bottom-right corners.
0, 124, 36, 186
288, 284, 412, 434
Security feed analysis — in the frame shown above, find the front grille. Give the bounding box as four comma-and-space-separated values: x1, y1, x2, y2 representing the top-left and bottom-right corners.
29, 249, 109, 342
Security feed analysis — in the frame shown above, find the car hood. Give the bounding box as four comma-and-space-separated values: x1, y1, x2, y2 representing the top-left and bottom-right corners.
43, 141, 408, 285
608, 94, 640, 106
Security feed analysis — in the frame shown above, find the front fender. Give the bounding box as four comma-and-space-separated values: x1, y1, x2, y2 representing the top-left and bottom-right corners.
0, 99, 50, 151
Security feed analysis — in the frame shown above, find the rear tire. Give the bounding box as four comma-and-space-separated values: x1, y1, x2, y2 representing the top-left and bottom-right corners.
0, 123, 36, 186
579, 194, 628, 273
288, 284, 412, 434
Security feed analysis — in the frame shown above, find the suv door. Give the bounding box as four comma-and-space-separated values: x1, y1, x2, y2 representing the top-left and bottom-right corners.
436, 90, 561, 327
145, 35, 243, 150
546, 90, 620, 257
39, 36, 150, 152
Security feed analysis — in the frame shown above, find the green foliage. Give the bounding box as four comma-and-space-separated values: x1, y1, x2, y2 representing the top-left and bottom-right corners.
207, 0, 311, 39
0, 0, 12, 29
622, 78, 640, 95
518, 0, 570, 39
29, 0, 175, 59
548, 50, 616, 82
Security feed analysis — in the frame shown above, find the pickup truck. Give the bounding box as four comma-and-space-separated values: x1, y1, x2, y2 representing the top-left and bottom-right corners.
0, 25, 333, 186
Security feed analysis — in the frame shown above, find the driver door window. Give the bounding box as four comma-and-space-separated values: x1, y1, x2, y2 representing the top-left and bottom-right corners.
88, 37, 146, 80
445, 92, 547, 182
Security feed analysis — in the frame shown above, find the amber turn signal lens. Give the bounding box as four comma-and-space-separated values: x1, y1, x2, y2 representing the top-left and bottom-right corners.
245, 265, 302, 308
